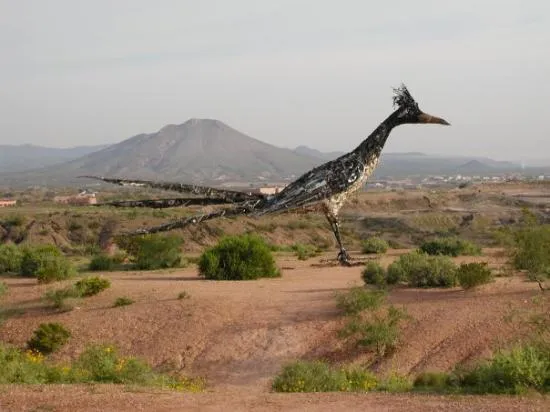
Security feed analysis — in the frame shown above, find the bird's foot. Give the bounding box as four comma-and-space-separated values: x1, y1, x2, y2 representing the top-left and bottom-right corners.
337, 249, 352, 267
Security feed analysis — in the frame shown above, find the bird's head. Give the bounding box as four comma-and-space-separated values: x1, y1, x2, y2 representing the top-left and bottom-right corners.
392, 84, 450, 126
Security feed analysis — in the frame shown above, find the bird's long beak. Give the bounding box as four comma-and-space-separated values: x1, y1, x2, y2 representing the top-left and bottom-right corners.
418, 112, 451, 125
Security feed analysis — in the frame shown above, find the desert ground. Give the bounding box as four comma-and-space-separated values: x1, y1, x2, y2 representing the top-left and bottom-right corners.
1, 183, 549, 411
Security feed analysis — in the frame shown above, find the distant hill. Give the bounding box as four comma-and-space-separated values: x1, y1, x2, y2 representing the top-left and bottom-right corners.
0, 119, 322, 186
0, 144, 110, 173
1, 121, 547, 188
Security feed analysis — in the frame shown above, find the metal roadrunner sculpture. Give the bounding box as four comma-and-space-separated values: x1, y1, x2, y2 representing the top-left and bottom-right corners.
81, 84, 450, 265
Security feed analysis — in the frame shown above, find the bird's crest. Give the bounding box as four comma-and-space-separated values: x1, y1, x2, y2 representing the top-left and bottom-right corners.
392, 84, 419, 111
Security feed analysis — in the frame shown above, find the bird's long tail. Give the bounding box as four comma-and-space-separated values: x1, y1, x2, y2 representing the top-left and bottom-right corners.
98, 197, 234, 209
121, 200, 263, 236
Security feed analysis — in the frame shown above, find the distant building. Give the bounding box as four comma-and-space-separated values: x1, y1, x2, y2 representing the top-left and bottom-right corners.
250, 186, 286, 195
0, 199, 17, 207
53, 191, 97, 205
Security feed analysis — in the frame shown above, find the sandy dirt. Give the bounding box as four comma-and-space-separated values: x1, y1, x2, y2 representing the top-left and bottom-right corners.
1, 249, 549, 411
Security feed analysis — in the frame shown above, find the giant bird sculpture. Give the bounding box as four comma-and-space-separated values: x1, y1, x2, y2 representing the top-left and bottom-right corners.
81, 84, 450, 265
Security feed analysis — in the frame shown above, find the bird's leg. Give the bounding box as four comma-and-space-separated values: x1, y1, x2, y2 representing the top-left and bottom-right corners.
324, 212, 351, 266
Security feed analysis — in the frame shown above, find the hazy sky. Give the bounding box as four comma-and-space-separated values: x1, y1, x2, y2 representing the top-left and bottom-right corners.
1, 0, 549, 162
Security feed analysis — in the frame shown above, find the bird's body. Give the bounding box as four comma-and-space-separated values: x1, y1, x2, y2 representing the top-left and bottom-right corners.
82, 84, 450, 265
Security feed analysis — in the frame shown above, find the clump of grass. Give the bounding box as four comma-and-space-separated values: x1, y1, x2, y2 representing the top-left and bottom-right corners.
387, 251, 457, 288
457, 262, 493, 289
361, 237, 389, 254
0, 343, 204, 391
113, 297, 134, 307
74, 276, 111, 297
335, 287, 386, 316
291, 243, 320, 260
458, 344, 550, 394
413, 343, 550, 395
0, 281, 7, 298
340, 306, 408, 357
43, 276, 111, 310
198, 234, 280, 280
272, 361, 378, 393
419, 237, 481, 257
413, 372, 456, 393
19, 244, 74, 283
177, 291, 190, 300
27, 323, 71, 355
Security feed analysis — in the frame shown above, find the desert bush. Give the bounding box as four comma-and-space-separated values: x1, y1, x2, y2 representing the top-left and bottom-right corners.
113, 297, 134, 307
0, 343, 204, 390
4, 214, 25, 227
355, 306, 408, 357
361, 237, 389, 254
27, 323, 71, 354
335, 287, 386, 316
420, 237, 481, 257
511, 224, 550, 281
19, 244, 74, 283
413, 372, 456, 392
198, 234, 280, 280
272, 361, 378, 393
119, 234, 183, 270
291, 243, 320, 260
458, 344, 550, 394
361, 261, 387, 287
377, 372, 413, 393
89, 254, 116, 271
457, 262, 493, 289
387, 252, 457, 288
74, 276, 111, 297
43, 288, 75, 311
0, 243, 23, 273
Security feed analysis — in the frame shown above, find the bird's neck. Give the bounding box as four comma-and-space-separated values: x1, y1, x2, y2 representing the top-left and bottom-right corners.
353, 110, 404, 164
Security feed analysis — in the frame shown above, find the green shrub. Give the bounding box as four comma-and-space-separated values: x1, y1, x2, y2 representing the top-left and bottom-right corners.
335, 287, 386, 316
356, 306, 407, 357
198, 234, 280, 280
413, 372, 456, 392
361, 237, 389, 254
361, 261, 387, 287
0, 343, 204, 390
458, 344, 550, 394
272, 361, 378, 393
43, 288, 75, 310
113, 297, 134, 307
387, 252, 457, 288
420, 237, 481, 257
89, 254, 115, 271
74, 276, 111, 297
27, 323, 71, 354
119, 234, 183, 270
512, 224, 550, 281
457, 262, 493, 289
291, 243, 320, 260
19, 245, 74, 283
377, 372, 413, 393
0, 243, 23, 273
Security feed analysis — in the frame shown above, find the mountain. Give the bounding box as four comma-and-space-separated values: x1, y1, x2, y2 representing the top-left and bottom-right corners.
0, 119, 322, 186
293, 145, 344, 161
0, 144, 110, 173
1, 122, 547, 188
